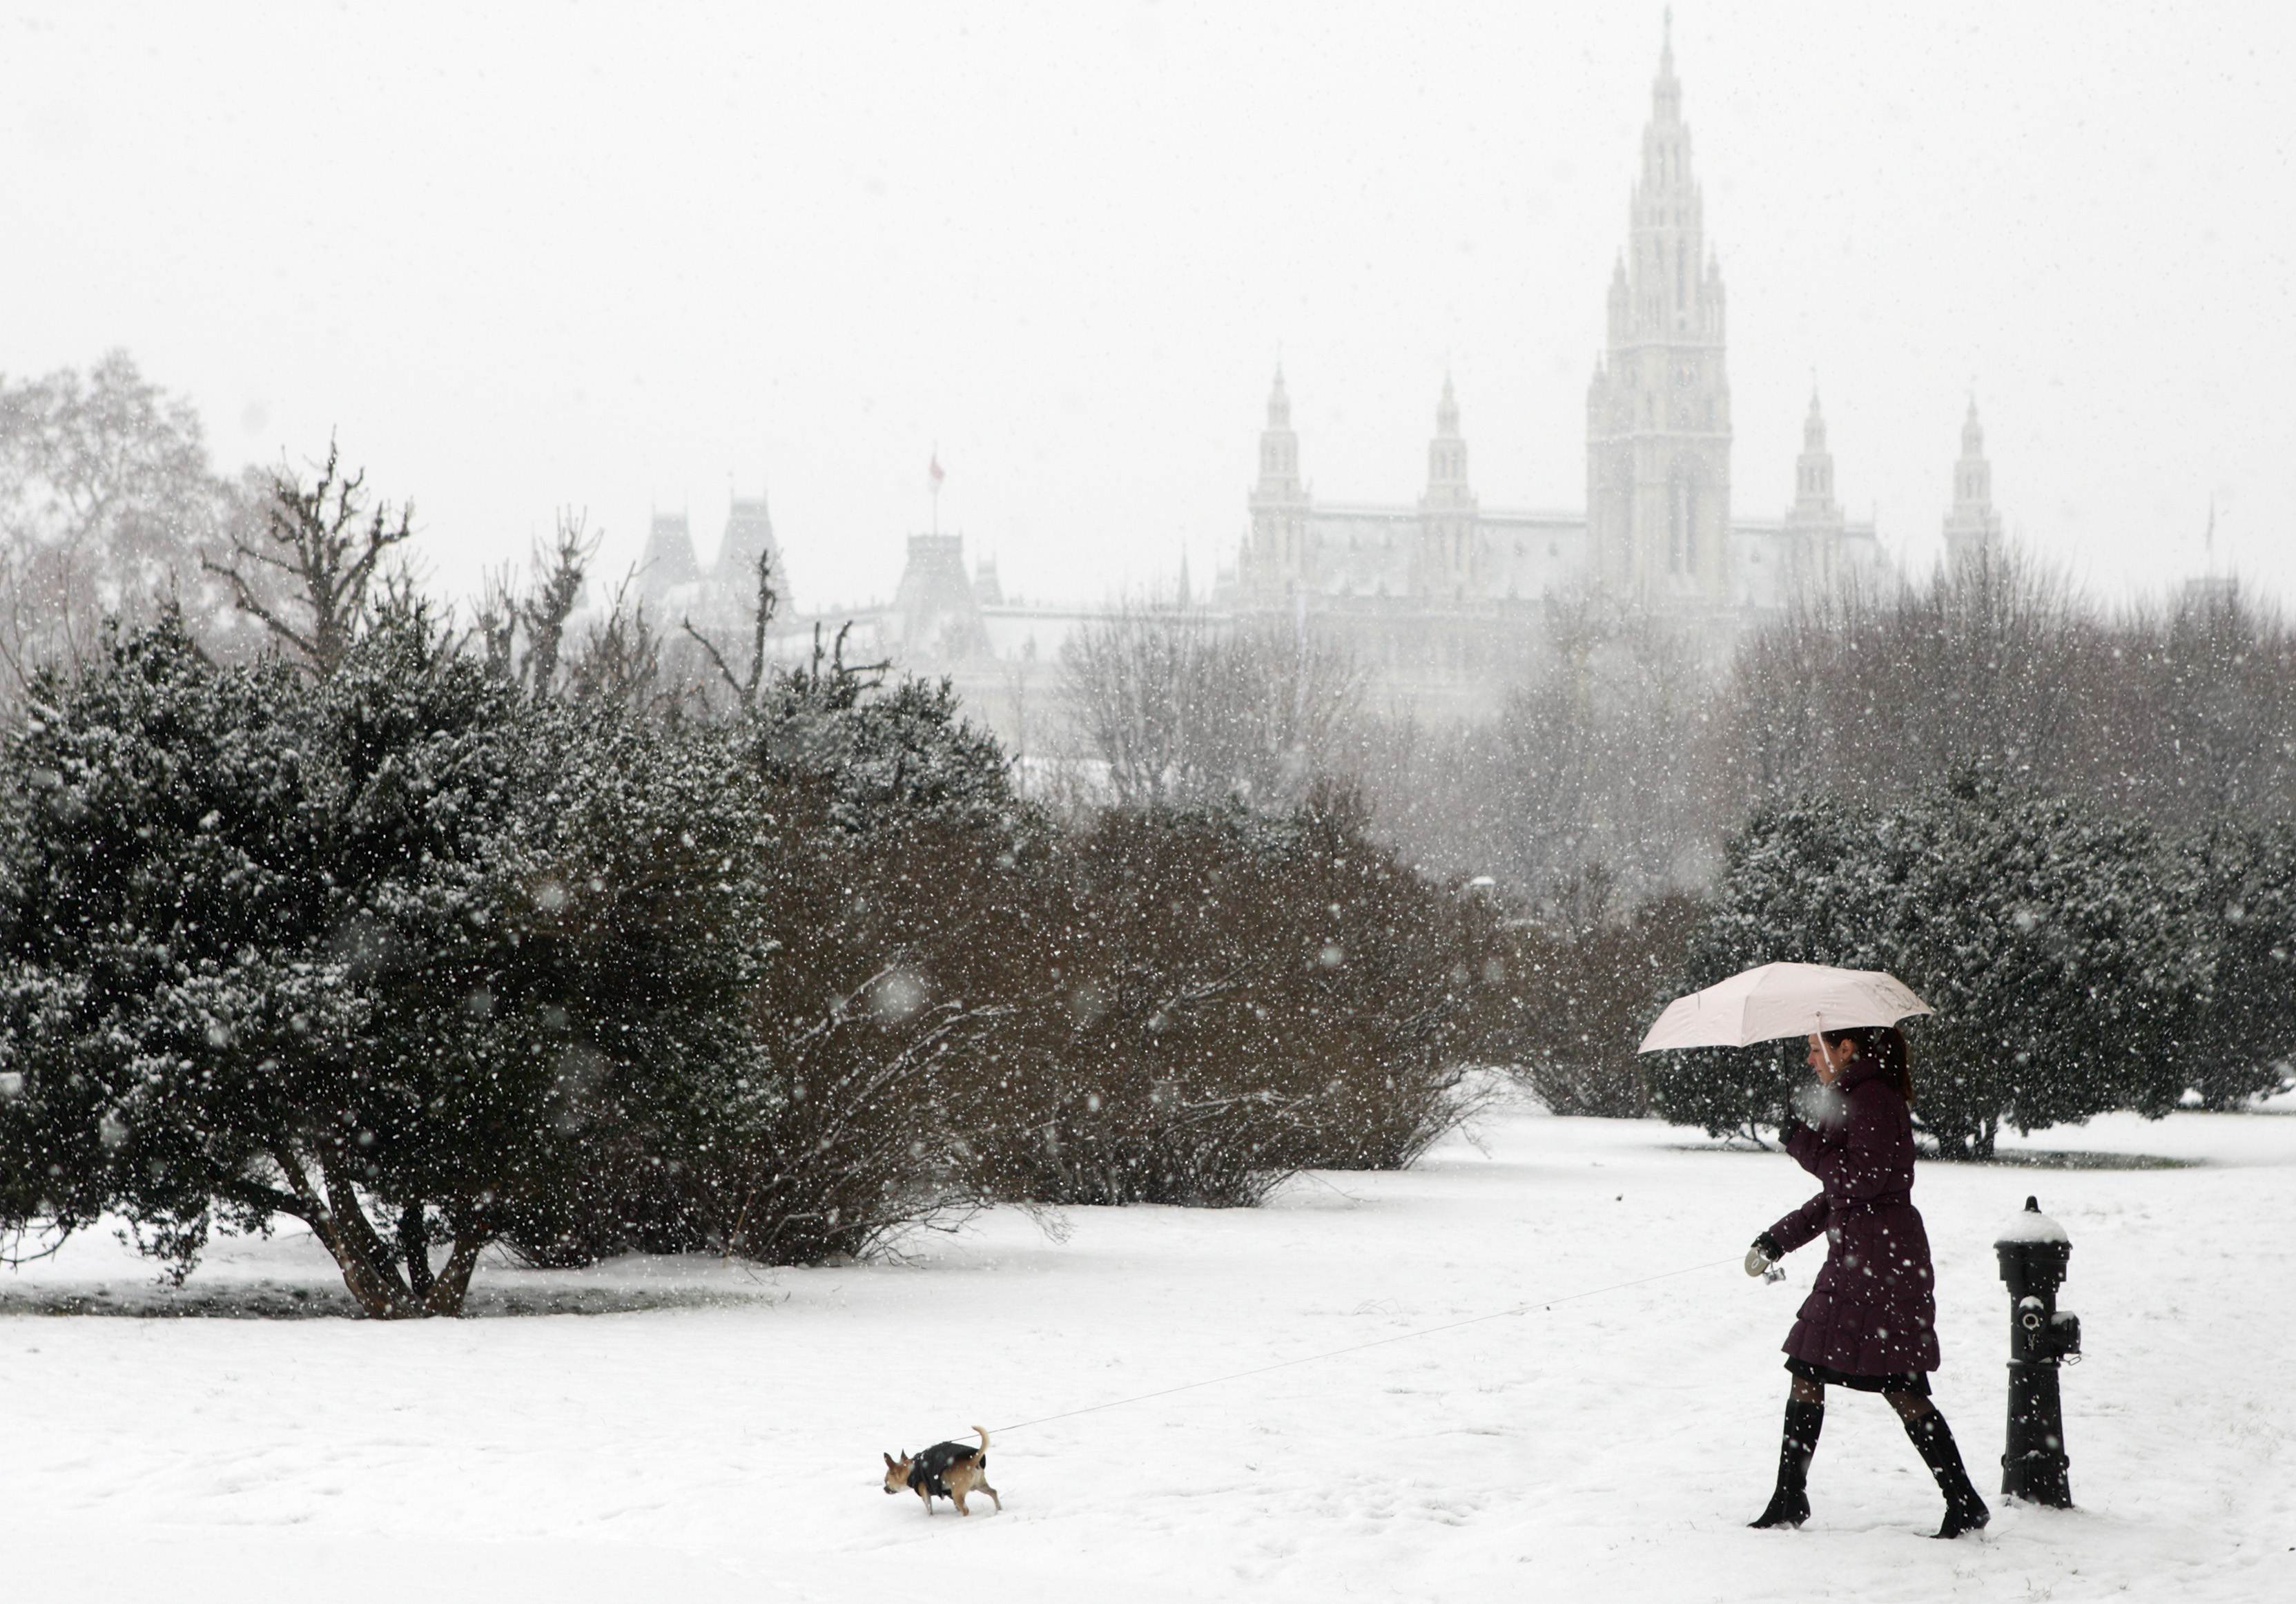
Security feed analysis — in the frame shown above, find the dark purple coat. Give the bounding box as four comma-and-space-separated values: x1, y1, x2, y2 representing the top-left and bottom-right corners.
1765, 1056, 1940, 1375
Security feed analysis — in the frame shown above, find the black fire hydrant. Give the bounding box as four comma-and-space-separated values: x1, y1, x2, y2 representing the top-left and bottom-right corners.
1994, 1195, 2081, 1506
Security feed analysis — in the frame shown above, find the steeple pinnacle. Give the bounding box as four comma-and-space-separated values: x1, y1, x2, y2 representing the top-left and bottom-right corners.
1586, 12, 1731, 602
1419, 374, 1475, 595
1944, 396, 2003, 568
1247, 365, 1308, 600
1426, 375, 1470, 495
1651, 9, 1682, 124
1622, 10, 1707, 336
1793, 389, 1837, 516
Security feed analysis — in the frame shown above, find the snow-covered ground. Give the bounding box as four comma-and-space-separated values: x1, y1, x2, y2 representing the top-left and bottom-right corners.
3, 1095, 2291, 1602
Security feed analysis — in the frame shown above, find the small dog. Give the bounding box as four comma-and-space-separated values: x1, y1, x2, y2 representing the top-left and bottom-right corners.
882, 1425, 1001, 1516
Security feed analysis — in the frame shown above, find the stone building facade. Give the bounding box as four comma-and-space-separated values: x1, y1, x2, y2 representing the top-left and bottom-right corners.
642, 22, 2010, 742
1216, 23, 1898, 657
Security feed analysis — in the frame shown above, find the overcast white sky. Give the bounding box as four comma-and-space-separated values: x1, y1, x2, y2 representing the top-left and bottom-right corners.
3, 1, 2289, 615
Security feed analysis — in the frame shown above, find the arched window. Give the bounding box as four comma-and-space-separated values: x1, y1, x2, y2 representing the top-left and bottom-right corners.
1677, 238, 1687, 309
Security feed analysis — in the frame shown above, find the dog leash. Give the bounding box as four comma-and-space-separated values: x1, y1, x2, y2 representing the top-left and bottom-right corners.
982, 1253, 1743, 1438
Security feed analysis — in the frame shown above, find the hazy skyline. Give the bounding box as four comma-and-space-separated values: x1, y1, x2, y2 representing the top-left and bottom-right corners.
4, 1, 2289, 615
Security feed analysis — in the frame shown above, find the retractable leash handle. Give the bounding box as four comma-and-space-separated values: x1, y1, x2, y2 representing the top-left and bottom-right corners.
970, 1253, 1744, 1441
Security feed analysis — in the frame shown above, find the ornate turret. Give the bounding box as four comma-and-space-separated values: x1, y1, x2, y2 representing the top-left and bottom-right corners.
639, 511, 699, 596
890, 534, 988, 659
1943, 397, 2003, 570
1246, 367, 1312, 600
715, 490, 781, 595
1783, 389, 1845, 594
1417, 374, 1479, 597
1793, 391, 1837, 515
1584, 11, 1733, 605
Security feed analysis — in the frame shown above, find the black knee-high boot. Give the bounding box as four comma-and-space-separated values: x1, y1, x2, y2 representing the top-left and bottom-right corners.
1902, 1407, 1990, 1538
1750, 1398, 1823, 1528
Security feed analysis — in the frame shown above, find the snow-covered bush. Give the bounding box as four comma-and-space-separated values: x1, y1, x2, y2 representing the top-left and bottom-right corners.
502, 648, 1040, 1267
978, 789, 1499, 1207
2183, 821, 2296, 1108
1495, 872, 1702, 1118
1651, 774, 2206, 1157
0, 615, 356, 1273
0, 610, 789, 1313
0, 582, 1517, 1304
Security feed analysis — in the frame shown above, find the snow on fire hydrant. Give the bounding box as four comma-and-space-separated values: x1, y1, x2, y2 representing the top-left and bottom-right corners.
1994, 1195, 2081, 1507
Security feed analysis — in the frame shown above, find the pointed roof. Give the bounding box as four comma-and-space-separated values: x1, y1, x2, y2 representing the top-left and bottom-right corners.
639, 510, 699, 591
1651, 8, 1683, 124
716, 487, 779, 589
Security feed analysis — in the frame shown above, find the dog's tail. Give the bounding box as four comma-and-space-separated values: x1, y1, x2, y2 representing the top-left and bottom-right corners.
973, 1425, 991, 1453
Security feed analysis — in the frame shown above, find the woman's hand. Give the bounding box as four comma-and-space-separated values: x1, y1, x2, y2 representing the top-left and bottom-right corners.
1744, 1234, 1783, 1277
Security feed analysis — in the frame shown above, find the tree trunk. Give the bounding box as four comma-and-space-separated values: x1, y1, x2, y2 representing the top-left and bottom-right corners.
398, 1206, 436, 1299
317, 1161, 424, 1317
422, 1212, 489, 1316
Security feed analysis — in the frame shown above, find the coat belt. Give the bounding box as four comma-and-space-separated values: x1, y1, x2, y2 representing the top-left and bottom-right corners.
1832, 1190, 1911, 1217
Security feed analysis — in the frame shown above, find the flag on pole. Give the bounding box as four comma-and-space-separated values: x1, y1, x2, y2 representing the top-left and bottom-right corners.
929, 452, 945, 492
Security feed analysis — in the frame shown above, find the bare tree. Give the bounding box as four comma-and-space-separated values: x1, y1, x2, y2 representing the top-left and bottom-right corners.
2088, 586, 2296, 832
566, 571, 676, 717
518, 510, 597, 697
1726, 540, 2097, 813
1060, 605, 1363, 809
475, 563, 520, 682
471, 510, 600, 699
681, 548, 779, 713
0, 351, 237, 703
203, 436, 413, 675
1343, 590, 1729, 900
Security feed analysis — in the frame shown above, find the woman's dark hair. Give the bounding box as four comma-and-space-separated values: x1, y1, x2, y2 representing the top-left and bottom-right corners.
1822, 1025, 1914, 1104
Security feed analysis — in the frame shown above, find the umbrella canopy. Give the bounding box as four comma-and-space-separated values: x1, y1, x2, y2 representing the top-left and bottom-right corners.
1637, 962, 1932, 1052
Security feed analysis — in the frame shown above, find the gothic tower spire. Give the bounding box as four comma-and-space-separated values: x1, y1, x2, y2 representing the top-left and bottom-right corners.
1794, 390, 1836, 516
1585, 15, 1732, 605
1247, 367, 1311, 599
1418, 374, 1478, 597
1943, 395, 2003, 570
1783, 389, 1845, 595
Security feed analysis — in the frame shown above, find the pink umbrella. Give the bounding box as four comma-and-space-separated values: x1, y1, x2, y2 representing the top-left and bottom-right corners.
1637, 961, 1932, 1052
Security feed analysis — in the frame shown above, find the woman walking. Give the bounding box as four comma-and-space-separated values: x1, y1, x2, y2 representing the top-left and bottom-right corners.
1744, 1025, 1990, 1538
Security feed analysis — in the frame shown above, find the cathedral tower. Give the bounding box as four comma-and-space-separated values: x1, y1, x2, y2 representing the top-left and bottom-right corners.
1416, 374, 1478, 597
1585, 15, 1732, 604
1941, 397, 2003, 569
1782, 389, 1844, 595
1246, 367, 1311, 599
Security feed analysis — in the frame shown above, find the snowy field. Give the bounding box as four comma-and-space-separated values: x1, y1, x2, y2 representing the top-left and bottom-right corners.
3, 1093, 2292, 1603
